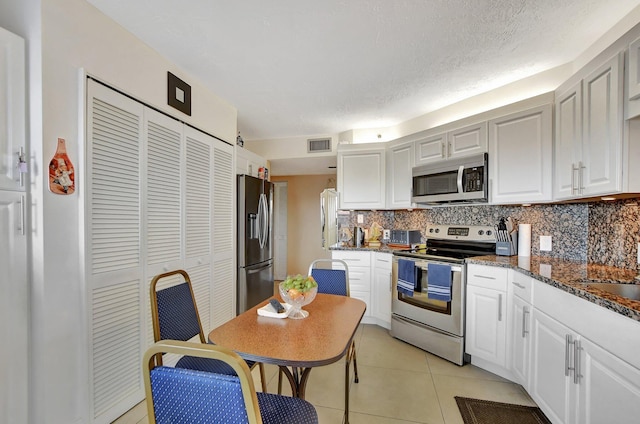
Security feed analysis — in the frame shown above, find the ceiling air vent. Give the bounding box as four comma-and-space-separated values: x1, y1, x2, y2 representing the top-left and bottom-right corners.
307, 137, 332, 153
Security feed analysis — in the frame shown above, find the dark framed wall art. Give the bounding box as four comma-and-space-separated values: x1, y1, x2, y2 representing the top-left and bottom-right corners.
167, 71, 191, 116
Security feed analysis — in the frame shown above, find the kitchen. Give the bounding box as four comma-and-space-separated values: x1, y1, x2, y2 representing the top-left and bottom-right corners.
3, 1, 640, 424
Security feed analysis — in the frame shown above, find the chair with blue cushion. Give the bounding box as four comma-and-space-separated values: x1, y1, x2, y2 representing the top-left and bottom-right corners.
277, 259, 359, 405
150, 269, 267, 392
143, 340, 319, 424
308, 259, 359, 383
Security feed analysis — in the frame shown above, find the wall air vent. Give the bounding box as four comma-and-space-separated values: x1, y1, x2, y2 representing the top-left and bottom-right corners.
307, 137, 332, 153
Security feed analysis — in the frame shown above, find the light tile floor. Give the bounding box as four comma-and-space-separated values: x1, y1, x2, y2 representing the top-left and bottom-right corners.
114, 324, 537, 424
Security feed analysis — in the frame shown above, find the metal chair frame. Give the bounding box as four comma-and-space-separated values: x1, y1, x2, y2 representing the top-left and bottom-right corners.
143, 340, 318, 424
277, 259, 360, 421
149, 269, 266, 392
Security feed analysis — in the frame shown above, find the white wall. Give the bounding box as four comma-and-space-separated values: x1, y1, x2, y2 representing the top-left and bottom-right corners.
0, 0, 239, 423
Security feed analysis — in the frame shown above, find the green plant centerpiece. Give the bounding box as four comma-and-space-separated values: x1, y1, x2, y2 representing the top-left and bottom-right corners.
279, 274, 318, 319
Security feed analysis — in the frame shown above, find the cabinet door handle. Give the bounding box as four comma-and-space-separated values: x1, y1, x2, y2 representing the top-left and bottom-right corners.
441, 143, 445, 158
498, 294, 503, 321
19, 195, 25, 236
522, 306, 529, 338
571, 163, 578, 195
512, 281, 525, 289
473, 274, 496, 280
565, 334, 575, 377
574, 339, 582, 384
578, 161, 585, 194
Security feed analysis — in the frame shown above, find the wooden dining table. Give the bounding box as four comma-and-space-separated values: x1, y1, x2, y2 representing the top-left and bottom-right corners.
208, 293, 366, 423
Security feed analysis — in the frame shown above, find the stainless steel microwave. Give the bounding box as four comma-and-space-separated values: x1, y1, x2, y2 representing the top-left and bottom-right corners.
412, 153, 488, 204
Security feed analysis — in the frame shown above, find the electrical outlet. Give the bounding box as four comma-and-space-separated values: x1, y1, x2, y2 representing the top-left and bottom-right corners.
357, 214, 364, 224
540, 235, 552, 252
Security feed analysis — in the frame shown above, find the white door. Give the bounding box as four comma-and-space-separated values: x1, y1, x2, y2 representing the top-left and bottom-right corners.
581, 53, 623, 197
529, 309, 575, 424
387, 142, 414, 208
466, 285, 507, 367
414, 132, 446, 164
211, 139, 235, 328
86, 80, 146, 422
447, 122, 487, 158
489, 105, 552, 204
509, 296, 531, 387
554, 81, 582, 200
0, 190, 27, 424
576, 337, 640, 424
0, 27, 25, 192
273, 181, 288, 280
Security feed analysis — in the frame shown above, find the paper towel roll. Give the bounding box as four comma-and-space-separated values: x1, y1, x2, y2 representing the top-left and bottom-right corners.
518, 224, 531, 257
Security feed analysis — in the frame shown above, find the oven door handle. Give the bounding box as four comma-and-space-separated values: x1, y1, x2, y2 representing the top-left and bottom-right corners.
416, 263, 463, 273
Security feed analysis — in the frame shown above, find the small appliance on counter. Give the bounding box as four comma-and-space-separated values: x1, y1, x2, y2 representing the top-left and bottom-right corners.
353, 226, 365, 247
495, 216, 518, 256
389, 229, 422, 247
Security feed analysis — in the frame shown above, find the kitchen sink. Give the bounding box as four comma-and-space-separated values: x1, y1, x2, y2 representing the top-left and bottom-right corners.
582, 282, 640, 301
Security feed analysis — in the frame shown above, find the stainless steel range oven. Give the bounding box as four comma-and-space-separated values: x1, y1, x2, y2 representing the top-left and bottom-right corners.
390, 224, 495, 365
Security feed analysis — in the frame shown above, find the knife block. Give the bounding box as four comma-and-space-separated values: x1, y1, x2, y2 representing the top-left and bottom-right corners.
495, 232, 518, 256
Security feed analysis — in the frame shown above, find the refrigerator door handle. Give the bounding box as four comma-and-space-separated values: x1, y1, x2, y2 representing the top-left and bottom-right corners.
262, 193, 269, 247
257, 193, 265, 248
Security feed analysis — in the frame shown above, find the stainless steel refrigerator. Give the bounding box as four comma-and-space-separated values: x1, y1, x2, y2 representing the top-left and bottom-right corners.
237, 175, 274, 314
320, 188, 339, 250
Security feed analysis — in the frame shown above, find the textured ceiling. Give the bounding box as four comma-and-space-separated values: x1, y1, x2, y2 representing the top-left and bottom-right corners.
86, 0, 640, 142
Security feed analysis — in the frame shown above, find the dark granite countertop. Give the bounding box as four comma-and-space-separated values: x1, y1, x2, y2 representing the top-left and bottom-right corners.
329, 242, 398, 253
467, 255, 640, 321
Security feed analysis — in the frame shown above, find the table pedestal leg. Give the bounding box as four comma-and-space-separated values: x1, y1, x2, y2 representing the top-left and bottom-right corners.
278, 366, 312, 399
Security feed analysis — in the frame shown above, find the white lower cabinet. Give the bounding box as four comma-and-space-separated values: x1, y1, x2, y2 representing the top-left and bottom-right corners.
576, 337, 640, 424
508, 270, 533, 388
530, 307, 640, 424
331, 250, 393, 326
331, 250, 372, 320
465, 264, 508, 369
466, 264, 640, 424
372, 252, 392, 328
530, 308, 576, 424
466, 285, 507, 367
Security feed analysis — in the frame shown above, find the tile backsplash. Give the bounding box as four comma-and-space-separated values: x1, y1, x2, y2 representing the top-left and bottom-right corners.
338, 199, 640, 270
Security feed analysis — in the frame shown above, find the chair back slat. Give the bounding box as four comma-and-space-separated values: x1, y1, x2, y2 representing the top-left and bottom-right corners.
150, 366, 250, 423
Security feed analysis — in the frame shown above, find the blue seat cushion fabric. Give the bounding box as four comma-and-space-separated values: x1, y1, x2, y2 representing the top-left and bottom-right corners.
176, 355, 237, 376
156, 282, 201, 341
311, 268, 347, 296
150, 366, 318, 424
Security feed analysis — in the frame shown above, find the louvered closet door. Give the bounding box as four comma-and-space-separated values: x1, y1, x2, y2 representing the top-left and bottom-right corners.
212, 139, 235, 326
184, 126, 214, 330
86, 80, 145, 423
143, 108, 183, 275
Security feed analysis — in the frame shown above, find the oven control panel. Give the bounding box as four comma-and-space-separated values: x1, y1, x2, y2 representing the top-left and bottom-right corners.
426, 224, 495, 242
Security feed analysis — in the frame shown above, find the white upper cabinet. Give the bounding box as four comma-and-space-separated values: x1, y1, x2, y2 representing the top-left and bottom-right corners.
489, 104, 553, 204
386, 140, 414, 209
627, 35, 640, 118
337, 143, 386, 210
0, 27, 25, 192
414, 132, 446, 165
448, 122, 488, 158
414, 123, 487, 166
554, 52, 623, 201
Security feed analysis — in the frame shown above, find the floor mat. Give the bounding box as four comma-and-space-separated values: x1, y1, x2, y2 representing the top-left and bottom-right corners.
455, 396, 552, 424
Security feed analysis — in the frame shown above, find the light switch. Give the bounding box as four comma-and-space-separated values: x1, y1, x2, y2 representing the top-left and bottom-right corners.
540, 235, 552, 251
